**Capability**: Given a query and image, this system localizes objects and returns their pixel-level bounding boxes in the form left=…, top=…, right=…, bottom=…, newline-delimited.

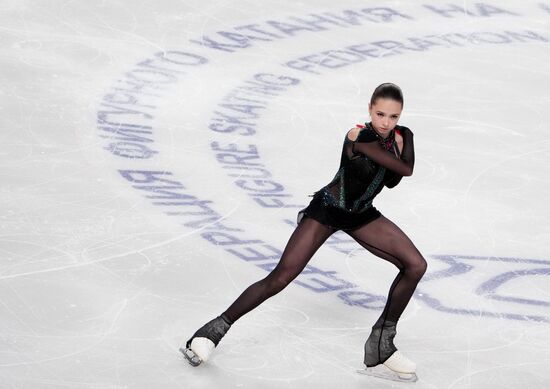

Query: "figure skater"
left=181, top=83, right=427, bottom=382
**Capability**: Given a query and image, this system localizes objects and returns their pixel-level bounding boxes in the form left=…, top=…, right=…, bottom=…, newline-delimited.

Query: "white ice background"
left=1, top=1, right=550, bottom=388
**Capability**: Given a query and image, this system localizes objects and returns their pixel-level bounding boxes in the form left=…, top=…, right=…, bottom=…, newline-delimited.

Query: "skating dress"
left=297, top=122, right=410, bottom=231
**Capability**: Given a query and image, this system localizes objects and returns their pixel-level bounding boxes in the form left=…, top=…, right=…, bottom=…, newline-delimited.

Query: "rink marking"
left=416, top=255, right=550, bottom=323
left=95, top=3, right=550, bottom=323
left=188, top=3, right=522, bottom=54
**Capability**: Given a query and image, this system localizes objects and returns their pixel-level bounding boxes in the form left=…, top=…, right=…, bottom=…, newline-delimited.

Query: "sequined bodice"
left=322, top=123, right=400, bottom=212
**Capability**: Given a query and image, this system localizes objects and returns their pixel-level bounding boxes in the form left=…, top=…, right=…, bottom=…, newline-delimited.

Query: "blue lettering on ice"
left=285, top=30, right=548, bottom=74
left=209, top=73, right=300, bottom=136
left=98, top=51, right=208, bottom=159
left=189, top=7, right=414, bottom=53
left=200, top=27, right=550, bottom=321
left=209, top=73, right=304, bottom=209
left=117, top=169, right=371, bottom=300
left=423, top=3, right=520, bottom=18
left=211, top=142, right=304, bottom=209
left=478, top=269, right=550, bottom=307
left=415, top=255, right=550, bottom=323
left=203, top=28, right=548, bottom=320
left=99, top=5, right=550, bottom=323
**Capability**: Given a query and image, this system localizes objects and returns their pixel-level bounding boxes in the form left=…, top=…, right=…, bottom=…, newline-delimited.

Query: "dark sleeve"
left=351, top=126, right=378, bottom=154
left=385, top=126, right=415, bottom=187
left=354, top=127, right=415, bottom=176
left=384, top=171, right=403, bottom=188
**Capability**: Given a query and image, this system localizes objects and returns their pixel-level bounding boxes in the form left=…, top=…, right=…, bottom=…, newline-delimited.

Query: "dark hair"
left=370, top=83, right=404, bottom=107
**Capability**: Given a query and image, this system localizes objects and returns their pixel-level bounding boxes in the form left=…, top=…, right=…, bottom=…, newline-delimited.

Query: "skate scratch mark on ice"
left=218, top=234, right=245, bottom=293
left=80, top=235, right=153, bottom=270
left=0, top=205, right=240, bottom=281
left=463, top=147, right=550, bottom=205
left=410, top=113, right=523, bottom=136
left=184, top=1, right=298, bottom=60
left=0, top=297, right=130, bottom=367
left=88, top=245, right=155, bottom=295
left=67, top=1, right=167, bottom=53
left=418, top=331, right=523, bottom=354
left=0, top=291, right=39, bottom=336
left=217, top=334, right=315, bottom=380
left=342, top=246, right=379, bottom=286
left=255, top=305, right=310, bottom=328
left=284, top=331, right=359, bottom=378
left=270, top=317, right=362, bottom=375
left=447, top=361, right=550, bottom=389
left=0, top=238, right=78, bottom=274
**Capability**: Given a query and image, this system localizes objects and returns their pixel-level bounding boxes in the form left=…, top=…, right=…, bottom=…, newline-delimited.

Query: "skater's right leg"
left=223, top=216, right=335, bottom=323
left=183, top=216, right=335, bottom=365
left=182, top=314, right=232, bottom=366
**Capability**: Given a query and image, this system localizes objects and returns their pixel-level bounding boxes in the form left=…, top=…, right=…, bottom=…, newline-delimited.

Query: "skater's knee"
left=263, top=261, right=303, bottom=296
left=405, top=257, right=427, bottom=281
left=267, top=277, right=290, bottom=295
left=413, top=258, right=427, bottom=280
left=264, top=271, right=295, bottom=296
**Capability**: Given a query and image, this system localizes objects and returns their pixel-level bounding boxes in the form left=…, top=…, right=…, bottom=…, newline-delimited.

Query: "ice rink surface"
left=1, top=1, right=550, bottom=388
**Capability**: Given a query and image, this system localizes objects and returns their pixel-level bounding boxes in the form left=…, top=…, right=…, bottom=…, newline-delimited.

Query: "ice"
left=1, top=1, right=549, bottom=388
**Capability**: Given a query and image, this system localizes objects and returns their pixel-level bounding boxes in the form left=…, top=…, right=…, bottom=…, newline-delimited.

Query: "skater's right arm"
left=352, top=127, right=415, bottom=177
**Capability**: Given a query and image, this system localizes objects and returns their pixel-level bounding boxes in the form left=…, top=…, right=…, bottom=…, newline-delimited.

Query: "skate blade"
left=358, top=365, right=418, bottom=383
left=179, top=347, right=202, bottom=367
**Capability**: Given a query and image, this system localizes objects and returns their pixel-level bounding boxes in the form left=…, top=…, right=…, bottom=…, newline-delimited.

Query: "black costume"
left=220, top=121, right=425, bottom=330
left=181, top=121, right=428, bottom=370
left=297, top=122, right=410, bottom=231
left=185, top=121, right=426, bottom=370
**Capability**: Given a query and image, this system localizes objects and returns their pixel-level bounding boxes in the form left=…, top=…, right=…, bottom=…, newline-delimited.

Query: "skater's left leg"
left=345, top=215, right=426, bottom=378
left=346, top=215, right=427, bottom=330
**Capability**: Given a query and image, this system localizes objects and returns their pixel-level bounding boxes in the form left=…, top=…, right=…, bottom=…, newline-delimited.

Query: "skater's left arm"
left=384, top=129, right=413, bottom=188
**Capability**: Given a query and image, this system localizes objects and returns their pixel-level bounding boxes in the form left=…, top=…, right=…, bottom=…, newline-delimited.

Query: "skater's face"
left=369, top=98, right=402, bottom=138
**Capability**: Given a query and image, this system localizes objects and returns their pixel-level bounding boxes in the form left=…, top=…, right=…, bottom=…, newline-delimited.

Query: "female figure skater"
left=181, top=83, right=427, bottom=382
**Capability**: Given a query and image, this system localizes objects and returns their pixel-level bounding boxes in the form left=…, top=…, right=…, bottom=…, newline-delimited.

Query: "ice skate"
left=180, top=314, right=232, bottom=367
left=357, top=322, right=418, bottom=382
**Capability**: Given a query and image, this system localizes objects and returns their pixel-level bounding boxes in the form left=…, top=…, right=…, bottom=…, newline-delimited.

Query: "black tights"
left=223, top=216, right=427, bottom=327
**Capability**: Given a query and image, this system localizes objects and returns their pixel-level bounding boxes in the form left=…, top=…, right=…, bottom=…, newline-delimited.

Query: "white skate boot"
left=357, top=321, right=418, bottom=382
left=180, top=314, right=232, bottom=367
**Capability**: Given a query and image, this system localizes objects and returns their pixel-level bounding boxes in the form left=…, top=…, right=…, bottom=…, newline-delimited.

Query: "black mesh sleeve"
left=351, top=126, right=378, bottom=155
left=384, top=172, right=403, bottom=188
left=384, top=126, right=415, bottom=187
left=399, top=127, right=415, bottom=170
left=354, top=127, right=415, bottom=176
